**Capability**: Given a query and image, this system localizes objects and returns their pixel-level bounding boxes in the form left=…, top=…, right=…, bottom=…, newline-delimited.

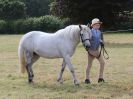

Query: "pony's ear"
left=87, top=23, right=90, bottom=28
left=79, top=25, right=82, bottom=30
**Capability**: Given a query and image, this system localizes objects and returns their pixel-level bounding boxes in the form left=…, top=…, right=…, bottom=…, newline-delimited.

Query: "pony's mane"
left=55, top=25, right=81, bottom=40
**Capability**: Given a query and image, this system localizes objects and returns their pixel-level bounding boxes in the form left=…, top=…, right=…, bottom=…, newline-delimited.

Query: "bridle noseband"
left=80, top=32, right=90, bottom=51
left=80, top=33, right=90, bottom=42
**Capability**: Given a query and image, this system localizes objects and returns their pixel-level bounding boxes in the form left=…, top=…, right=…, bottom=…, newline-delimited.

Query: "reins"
left=88, top=44, right=109, bottom=60
left=98, top=44, right=109, bottom=59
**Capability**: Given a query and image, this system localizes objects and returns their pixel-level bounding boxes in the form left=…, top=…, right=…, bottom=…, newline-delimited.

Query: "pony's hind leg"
left=25, top=50, right=35, bottom=83
left=31, top=52, right=40, bottom=78
left=57, top=59, right=66, bottom=84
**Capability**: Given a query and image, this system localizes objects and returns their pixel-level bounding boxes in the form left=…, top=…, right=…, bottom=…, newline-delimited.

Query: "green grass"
left=0, top=33, right=133, bottom=99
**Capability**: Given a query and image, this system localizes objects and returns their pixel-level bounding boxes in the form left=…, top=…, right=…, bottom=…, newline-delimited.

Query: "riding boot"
left=98, top=78, right=105, bottom=83
left=85, top=79, right=91, bottom=84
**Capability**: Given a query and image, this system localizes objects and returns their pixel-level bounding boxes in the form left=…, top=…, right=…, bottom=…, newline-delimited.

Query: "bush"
left=116, top=18, right=133, bottom=30
left=38, top=15, right=64, bottom=32
left=0, top=0, right=26, bottom=20
left=18, top=15, right=65, bottom=33
left=0, top=20, right=7, bottom=33
left=16, top=15, right=69, bottom=33
left=0, top=15, right=70, bottom=34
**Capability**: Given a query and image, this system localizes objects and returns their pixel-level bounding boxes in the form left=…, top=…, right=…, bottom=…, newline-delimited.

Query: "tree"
left=51, top=0, right=133, bottom=27
left=0, top=0, right=26, bottom=20
left=22, top=0, right=51, bottom=17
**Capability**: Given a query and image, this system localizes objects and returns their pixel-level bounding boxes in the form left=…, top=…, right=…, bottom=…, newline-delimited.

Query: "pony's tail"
left=18, top=44, right=26, bottom=73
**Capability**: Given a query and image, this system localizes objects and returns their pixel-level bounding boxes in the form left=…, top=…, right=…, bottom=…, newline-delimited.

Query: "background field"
left=0, top=33, right=133, bottom=99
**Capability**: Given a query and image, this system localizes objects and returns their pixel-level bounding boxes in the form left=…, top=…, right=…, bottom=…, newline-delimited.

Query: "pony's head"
left=79, top=25, right=92, bottom=51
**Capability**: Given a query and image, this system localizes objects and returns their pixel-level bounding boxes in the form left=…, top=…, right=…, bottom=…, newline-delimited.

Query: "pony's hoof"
left=57, top=78, right=61, bottom=82
left=28, top=79, right=33, bottom=83
left=57, top=79, right=63, bottom=84
left=59, top=81, right=63, bottom=84
left=74, top=80, right=80, bottom=86
left=57, top=78, right=64, bottom=84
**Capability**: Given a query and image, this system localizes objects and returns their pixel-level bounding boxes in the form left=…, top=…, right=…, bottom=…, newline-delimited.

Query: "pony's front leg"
left=64, top=55, right=79, bottom=85
left=57, top=59, right=66, bottom=84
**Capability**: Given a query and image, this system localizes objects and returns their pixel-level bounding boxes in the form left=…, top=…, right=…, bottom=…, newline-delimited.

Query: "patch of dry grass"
left=0, top=33, right=133, bottom=99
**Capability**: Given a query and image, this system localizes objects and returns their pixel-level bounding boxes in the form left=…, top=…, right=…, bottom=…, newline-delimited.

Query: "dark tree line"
left=22, top=0, right=51, bottom=17
left=0, top=0, right=51, bottom=20
left=0, top=0, right=26, bottom=20
left=51, top=0, right=133, bottom=27
left=0, top=0, right=133, bottom=29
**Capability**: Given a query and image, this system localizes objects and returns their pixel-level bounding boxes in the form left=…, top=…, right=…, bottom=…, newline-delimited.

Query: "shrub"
left=15, top=15, right=69, bottom=33
left=0, top=15, right=70, bottom=34
left=38, top=15, right=64, bottom=32
left=0, top=20, right=7, bottom=33
left=116, top=18, right=133, bottom=30
left=0, top=0, right=26, bottom=20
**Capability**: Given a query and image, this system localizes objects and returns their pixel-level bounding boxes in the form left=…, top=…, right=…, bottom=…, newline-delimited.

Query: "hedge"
left=0, top=20, right=7, bottom=33
left=0, top=15, right=70, bottom=34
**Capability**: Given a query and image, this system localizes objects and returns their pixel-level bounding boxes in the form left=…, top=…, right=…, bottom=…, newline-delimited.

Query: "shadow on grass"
left=28, top=81, right=128, bottom=94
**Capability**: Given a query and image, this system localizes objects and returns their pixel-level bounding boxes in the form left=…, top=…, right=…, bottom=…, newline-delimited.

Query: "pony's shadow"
left=29, top=81, right=81, bottom=92
left=28, top=81, right=125, bottom=93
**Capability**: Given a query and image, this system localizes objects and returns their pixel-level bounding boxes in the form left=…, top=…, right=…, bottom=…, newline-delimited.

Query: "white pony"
left=18, top=25, right=92, bottom=85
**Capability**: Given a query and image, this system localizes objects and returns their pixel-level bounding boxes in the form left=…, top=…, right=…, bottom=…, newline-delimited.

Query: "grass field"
left=0, top=33, right=133, bottom=99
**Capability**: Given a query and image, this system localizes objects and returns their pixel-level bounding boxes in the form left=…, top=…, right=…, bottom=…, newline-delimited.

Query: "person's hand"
left=100, top=41, right=104, bottom=46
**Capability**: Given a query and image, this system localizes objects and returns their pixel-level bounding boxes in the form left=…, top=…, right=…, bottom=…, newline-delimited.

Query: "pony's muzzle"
left=85, top=45, right=90, bottom=51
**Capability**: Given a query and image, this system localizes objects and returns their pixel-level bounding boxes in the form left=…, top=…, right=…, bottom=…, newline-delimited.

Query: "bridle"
left=80, top=31, right=91, bottom=51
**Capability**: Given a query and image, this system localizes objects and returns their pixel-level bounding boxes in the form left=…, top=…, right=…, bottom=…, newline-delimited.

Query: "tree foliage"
left=0, top=0, right=52, bottom=20
left=22, top=0, right=51, bottom=17
left=0, top=0, right=26, bottom=20
left=51, top=0, right=133, bottom=27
